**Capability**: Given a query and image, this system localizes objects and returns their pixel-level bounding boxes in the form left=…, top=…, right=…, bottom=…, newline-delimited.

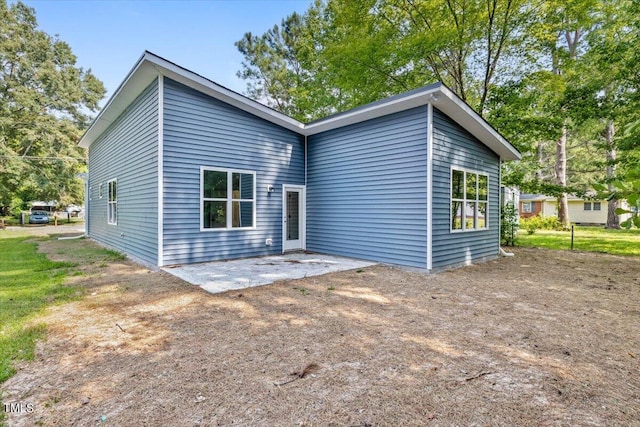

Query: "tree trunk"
left=605, top=119, right=619, bottom=229
left=535, top=141, right=544, bottom=180
left=555, top=125, right=570, bottom=228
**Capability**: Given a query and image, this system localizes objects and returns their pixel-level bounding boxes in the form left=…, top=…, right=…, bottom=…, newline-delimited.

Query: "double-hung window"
left=201, top=167, right=256, bottom=230
left=584, top=201, right=602, bottom=211
left=107, top=179, right=117, bottom=225
left=522, top=202, right=532, bottom=213
left=451, top=169, right=488, bottom=231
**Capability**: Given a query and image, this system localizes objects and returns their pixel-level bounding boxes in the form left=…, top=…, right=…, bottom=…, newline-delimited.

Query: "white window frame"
left=593, top=201, right=601, bottom=211
left=584, top=202, right=592, bottom=211
left=107, top=179, right=117, bottom=225
left=200, top=167, right=257, bottom=231
left=450, top=167, right=489, bottom=232
left=522, top=202, right=532, bottom=213
left=99, top=183, right=104, bottom=199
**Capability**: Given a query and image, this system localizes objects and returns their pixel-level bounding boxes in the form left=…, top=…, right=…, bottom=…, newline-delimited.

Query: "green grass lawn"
left=516, top=226, right=640, bottom=256
left=0, top=236, right=78, bottom=384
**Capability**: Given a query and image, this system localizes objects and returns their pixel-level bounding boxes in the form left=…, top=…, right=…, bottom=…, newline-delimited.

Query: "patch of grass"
left=104, top=248, right=126, bottom=261
left=0, top=237, right=77, bottom=384
left=516, top=226, right=640, bottom=256
left=50, top=239, right=125, bottom=264
left=293, top=286, right=310, bottom=296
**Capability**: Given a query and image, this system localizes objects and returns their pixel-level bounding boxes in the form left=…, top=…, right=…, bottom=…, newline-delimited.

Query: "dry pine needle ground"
left=3, top=237, right=640, bottom=426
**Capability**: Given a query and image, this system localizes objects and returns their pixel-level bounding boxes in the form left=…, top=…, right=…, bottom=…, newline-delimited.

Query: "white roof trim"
left=79, top=51, right=303, bottom=148
left=79, top=51, right=521, bottom=161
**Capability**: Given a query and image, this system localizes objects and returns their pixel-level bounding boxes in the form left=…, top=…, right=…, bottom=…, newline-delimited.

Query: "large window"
left=201, top=167, right=255, bottom=230
left=522, top=202, right=532, bottom=213
left=107, top=179, right=117, bottom=225
left=451, top=169, right=488, bottom=231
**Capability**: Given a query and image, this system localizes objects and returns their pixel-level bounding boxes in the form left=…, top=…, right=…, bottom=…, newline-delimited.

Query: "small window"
left=201, top=167, right=255, bottom=230
left=107, top=179, right=117, bottom=225
left=593, top=202, right=601, bottom=211
left=451, top=168, right=488, bottom=232
left=522, top=202, right=532, bottom=213
left=584, top=202, right=592, bottom=211
left=99, top=183, right=104, bottom=199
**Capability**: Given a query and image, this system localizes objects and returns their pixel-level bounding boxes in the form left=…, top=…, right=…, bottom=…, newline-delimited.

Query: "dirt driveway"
left=3, top=237, right=639, bottom=426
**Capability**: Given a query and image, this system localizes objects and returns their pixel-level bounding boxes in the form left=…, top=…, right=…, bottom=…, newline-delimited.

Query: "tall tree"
left=317, top=0, right=532, bottom=114
left=236, top=0, right=639, bottom=218
left=0, top=0, right=104, bottom=211
left=236, top=0, right=533, bottom=117
left=582, top=0, right=640, bottom=228
left=235, top=3, right=339, bottom=121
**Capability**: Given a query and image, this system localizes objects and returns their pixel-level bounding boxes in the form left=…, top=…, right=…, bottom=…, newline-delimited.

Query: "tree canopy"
left=236, top=0, right=640, bottom=227
left=0, top=0, right=105, bottom=213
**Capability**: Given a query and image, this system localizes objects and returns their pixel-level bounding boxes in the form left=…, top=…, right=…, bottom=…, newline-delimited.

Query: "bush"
left=501, top=202, right=519, bottom=246
left=521, top=215, right=562, bottom=231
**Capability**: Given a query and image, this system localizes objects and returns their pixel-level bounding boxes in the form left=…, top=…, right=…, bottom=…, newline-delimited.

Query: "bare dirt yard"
left=3, top=236, right=640, bottom=426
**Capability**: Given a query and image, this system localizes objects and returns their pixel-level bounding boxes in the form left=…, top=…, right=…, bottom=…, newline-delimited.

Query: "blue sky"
left=23, top=0, right=312, bottom=105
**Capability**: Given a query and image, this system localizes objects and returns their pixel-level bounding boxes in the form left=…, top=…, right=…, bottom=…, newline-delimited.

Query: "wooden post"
left=1, top=218, right=5, bottom=230
left=570, top=225, right=574, bottom=251
left=54, top=216, right=58, bottom=227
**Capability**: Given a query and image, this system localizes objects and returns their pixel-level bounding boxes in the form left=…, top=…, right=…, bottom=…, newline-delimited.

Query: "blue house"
left=79, top=52, right=521, bottom=271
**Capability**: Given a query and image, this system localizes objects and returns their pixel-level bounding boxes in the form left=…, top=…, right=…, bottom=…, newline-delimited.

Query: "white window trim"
left=107, top=179, right=117, bottom=225
left=98, top=182, right=103, bottom=199
left=522, top=202, right=532, bottom=213
left=200, top=166, right=257, bottom=232
left=450, top=167, right=489, bottom=233
left=593, top=202, right=601, bottom=211
left=584, top=202, right=592, bottom=211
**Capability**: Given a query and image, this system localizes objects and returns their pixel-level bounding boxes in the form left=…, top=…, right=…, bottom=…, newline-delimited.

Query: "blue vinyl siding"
left=162, top=78, right=304, bottom=265
left=307, top=107, right=428, bottom=268
left=87, top=80, right=159, bottom=265
left=431, top=108, right=501, bottom=269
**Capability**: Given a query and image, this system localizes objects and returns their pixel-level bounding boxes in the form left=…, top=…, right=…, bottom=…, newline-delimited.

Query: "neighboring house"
left=519, top=193, right=631, bottom=225
left=78, top=51, right=521, bottom=271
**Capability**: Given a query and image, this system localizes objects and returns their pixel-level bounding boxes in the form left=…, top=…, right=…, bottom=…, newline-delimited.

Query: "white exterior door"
left=282, top=185, right=305, bottom=251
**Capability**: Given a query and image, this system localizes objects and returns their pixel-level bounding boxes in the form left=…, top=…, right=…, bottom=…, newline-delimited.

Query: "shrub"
left=501, top=202, right=519, bottom=246
left=521, top=215, right=562, bottom=231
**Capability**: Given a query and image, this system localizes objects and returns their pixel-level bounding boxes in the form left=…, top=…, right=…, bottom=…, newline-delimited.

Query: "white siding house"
left=519, top=193, right=631, bottom=225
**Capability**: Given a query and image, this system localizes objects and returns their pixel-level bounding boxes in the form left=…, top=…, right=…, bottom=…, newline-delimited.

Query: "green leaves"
left=598, top=165, right=640, bottom=228
left=234, top=0, right=640, bottom=221
left=235, top=0, right=533, bottom=118
left=0, top=0, right=105, bottom=211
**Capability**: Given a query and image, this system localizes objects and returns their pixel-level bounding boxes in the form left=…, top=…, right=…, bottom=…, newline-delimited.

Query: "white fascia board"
left=79, top=52, right=305, bottom=149
left=146, top=54, right=305, bottom=134
left=79, top=52, right=158, bottom=148
left=434, top=86, right=521, bottom=161
left=302, top=87, right=440, bottom=136
left=80, top=51, right=520, bottom=162
left=303, top=85, right=520, bottom=161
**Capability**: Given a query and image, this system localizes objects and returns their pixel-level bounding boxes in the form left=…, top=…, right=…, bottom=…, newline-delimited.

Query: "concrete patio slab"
left=163, top=253, right=376, bottom=294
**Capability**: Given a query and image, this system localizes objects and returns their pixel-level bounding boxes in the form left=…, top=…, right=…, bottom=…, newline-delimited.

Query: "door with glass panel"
left=282, top=185, right=305, bottom=251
